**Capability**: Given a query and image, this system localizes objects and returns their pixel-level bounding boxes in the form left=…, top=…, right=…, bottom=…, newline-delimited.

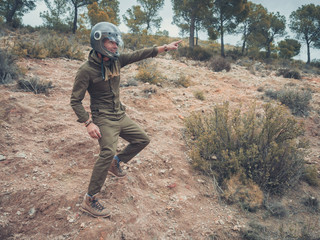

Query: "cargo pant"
left=87, top=112, right=150, bottom=195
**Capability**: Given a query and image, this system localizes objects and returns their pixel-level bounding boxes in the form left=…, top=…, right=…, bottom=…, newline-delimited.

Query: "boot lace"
left=91, top=199, right=105, bottom=212
left=116, top=161, right=123, bottom=173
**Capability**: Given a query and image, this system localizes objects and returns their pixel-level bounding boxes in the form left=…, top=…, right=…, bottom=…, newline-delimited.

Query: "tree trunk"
left=189, top=17, right=195, bottom=48
left=196, top=26, right=198, bottom=46
left=241, top=24, right=247, bottom=56
left=307, top=41, right=311, bottom=64
left=6, top=0, right=19, bottom=24
left=72, top=5, right=78, bottom=34
left=220, top=15, right=225, bottom=57
left=266, top=43, right=271, bottom=58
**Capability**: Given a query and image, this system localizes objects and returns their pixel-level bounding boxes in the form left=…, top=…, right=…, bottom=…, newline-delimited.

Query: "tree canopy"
left=137, top=0, right=164, bottom=33
left=40, top=0, right=70, bottom=32
left=290, top=4, right=320, bottom=64
left=171, top=0, right=213, bottom=48
left=206, top=0, right=249, bottom=57
left=278, top=39, right=301, bottom=59
left=87, top=0, right=120, bottom=27
left=0, top=0, right=37, bottom=27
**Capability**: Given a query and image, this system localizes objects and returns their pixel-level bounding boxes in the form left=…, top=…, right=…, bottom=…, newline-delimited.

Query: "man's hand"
left=166, top=40, right=183, bottom=51
left=159, top=40, right=183, bottom=53
left=87, top=122, right=101, bottom=139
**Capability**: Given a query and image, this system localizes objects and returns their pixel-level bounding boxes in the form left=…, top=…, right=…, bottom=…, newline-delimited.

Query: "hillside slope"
left=0, top=54, right=319, bottom=239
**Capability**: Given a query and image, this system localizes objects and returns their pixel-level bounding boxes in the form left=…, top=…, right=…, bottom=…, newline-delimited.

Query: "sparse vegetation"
left=176, top=46, right=212, bottom=61
left=265, top=87, right=312, bottom=116
left=12, top=33, right=84, bottom=60
left=265, top=201, right=288, bottom=218
left=135, top=60, right=165, bottom=85
left=208, top=56, right=231, bottom=72
left=223, top=174, right=264, bottom=212
left=184, top=102, right=307, bottom=194
left=277, top=68, right=302, bottom=79
left=302, top=165, right=320, bottom=187
left=193, top=90, right=205, bottom=100
left=303, top=195, right=319, bottom=211
left=0, top=48, right=20, bottom=84
left=175, top=74, right=192, bottom=88
left=17, top=77, right=53, bottom=94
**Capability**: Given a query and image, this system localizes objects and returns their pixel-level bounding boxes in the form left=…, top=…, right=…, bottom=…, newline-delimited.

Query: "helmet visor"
left=98, top=31, right=123, bottom=52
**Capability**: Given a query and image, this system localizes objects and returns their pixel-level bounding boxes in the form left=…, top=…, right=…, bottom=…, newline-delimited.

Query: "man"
left=70, top=22, right=182, bottom=218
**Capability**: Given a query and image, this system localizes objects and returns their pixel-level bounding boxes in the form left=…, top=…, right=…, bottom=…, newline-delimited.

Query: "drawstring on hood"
left=101, top=58, right=105, bottom=80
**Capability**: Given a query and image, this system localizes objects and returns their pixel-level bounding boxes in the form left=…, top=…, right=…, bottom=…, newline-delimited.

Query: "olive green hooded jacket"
left=70, top=47, right=158, bottom=122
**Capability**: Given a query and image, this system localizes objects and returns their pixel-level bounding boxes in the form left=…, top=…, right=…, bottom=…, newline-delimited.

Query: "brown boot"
left=108, top=158, right=126, bottom=178
left=80, top=194, right=110, bottom=218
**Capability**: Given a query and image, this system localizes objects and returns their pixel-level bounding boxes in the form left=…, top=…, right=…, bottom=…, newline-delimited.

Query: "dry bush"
left=184, top=102, right=307, bottom=194
left=17, top=77, right=53, bottom=94
left=265, top=201, right=288, bottom=218
left=303, top=196, right=319, bottom=214
left=193, top=90, right=205, bottom=100
left=12, top=33, right=84, bottom=60
left=135, top=61, right=164, bottom=85
left=265, top=88, right=312, bottom=117
left=123, top=32, right=172, bottom=50
left=175, top=46, right=212, bottom=61
left=302, top=165, right=320, bottom=187
left=223, top=174, right=264, bottom=211
left=277, top=68, right=302, bottom=80
left=175, top=74, right=192, bottom=88
left=0, top=49, right=20, bottom=84
left=208, top=56, right=231, bottom=72
left=241, top=222, right=267, bottom=240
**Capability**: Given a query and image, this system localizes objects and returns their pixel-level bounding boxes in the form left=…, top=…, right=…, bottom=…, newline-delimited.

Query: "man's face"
left=103, top=39, right=118, bottom=53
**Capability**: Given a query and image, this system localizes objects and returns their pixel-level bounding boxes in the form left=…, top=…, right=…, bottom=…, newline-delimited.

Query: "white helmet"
left=90, top=22, right=123, bottom=60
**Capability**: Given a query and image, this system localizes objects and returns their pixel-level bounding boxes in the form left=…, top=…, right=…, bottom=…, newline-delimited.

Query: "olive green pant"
left=88, top=114, right=150, bottom=195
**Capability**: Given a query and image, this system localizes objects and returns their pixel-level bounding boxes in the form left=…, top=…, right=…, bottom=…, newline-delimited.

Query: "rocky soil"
left=0, top=52, right=319, bottom=240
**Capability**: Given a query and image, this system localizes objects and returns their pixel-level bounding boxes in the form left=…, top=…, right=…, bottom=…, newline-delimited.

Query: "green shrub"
left=208, top=56, right=231, bottom=72
left=302, top=165, right=320, bottom=186
left=0, top=49, right=20, bottom=84
left=265, top=88, right=312, bottom=117
left=184, top=102, right=307, bottom=194
left=277, top=68, right=302, bottom=79
left=43, top=35, right=84, bottom=60
left=177, top=46, right=212, bottom=61
left=226, top=48, right=242, bottom=61
left=12, top=33, right=84, bottom=60
left=135, top=61, right=164, bottom=85
left=12, top=38, right=49, bottom=59
left=265, top=201, right=288, bottom=218
left=241, top=222, right=266, bottom=240
left=310, top=59, right=320, bottom=69
left=17, top=77, right=53, bottom=94
left=123, top=32, right=172, bottom=50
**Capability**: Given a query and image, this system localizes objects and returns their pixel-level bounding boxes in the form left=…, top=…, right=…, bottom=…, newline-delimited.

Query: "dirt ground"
left=0, top=51, right=319, bottom=240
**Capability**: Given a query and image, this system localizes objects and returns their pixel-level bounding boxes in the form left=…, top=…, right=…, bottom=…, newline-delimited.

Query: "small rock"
left=16, top=152, right=27, bottom=158
left=16, top=211, right=22, bottom=216
left=29, top=207, right=36, bottom=218
left=217, top=220, right=225, bottom=225
left=167, top=183, right=177, bottom=189
left=80, top=222, right=86, bottom=229
left=197, top=179, right=205, bottom=184
left=44, top=149, right=50, bottom=153
left=0, top=155, right=6, bottom=161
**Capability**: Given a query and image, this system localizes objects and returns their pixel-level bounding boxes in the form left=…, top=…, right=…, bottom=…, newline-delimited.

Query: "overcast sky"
left=22, top=0, right=320, bottom=62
